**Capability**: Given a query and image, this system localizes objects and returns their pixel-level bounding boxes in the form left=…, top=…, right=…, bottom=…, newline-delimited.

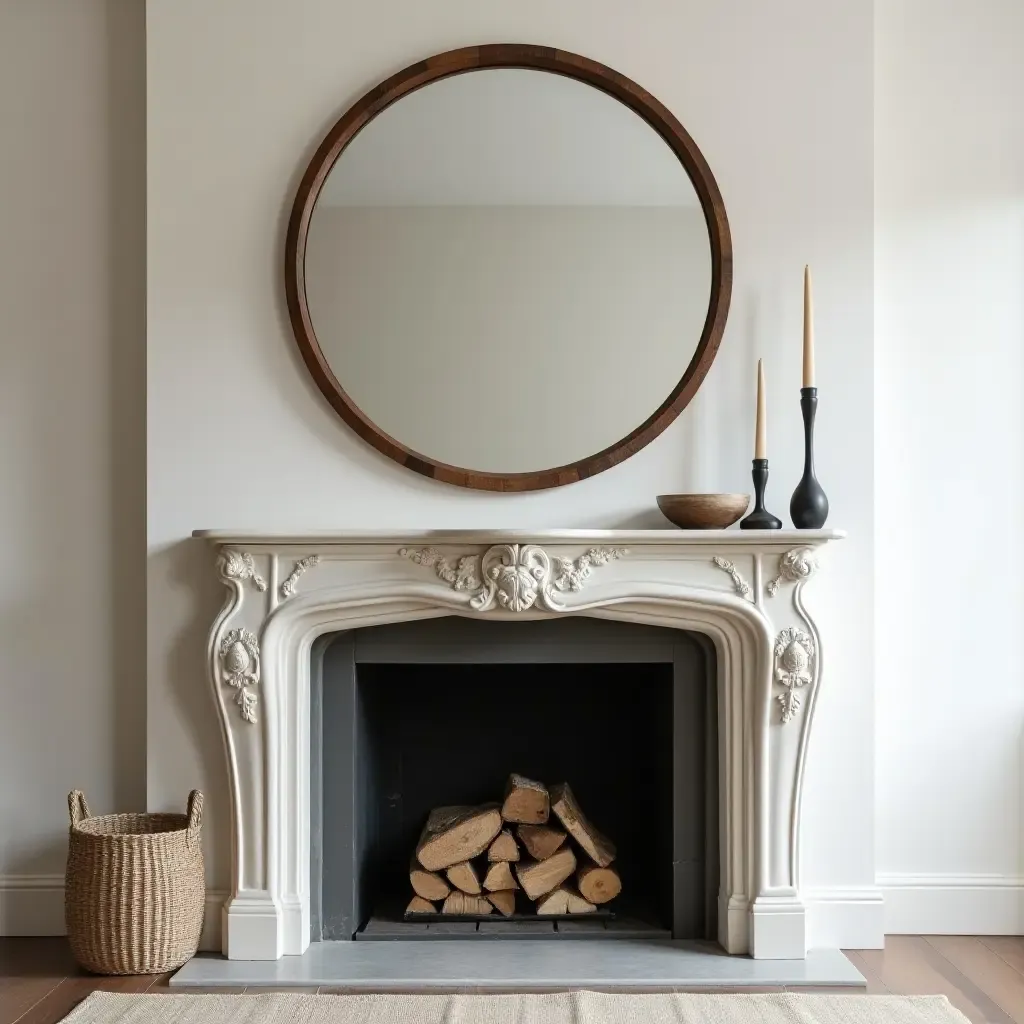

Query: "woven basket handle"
left=185, top=790, right=204, bottom=850
left=67, top=790, right=90, bottom=827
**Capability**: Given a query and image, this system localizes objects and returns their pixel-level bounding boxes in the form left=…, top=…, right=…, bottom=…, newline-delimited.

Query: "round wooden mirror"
left=286, top=45, right=732, bottom=491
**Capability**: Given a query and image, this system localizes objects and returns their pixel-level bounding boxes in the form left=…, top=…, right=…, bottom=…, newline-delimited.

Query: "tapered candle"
left=754, top=358, right=767, bottom=459
left=803, top=264, right=815, bottom=387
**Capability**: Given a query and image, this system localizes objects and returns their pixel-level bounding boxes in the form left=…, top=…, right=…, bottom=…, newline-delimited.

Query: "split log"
left=446, top=860, right=481, bottom=895
left=550, top=783, right=616, bottom=867
left=442, top=891, right=492, bottom=915
left=577, top=864, right=622, bottom=905
left=416, top=804, right=502, bottom=872
left=515, top=846, right=577, bottom=901
left=516, top=824, right=566, bottom=861
left=566, top=890, right=597, bottom=914
left=482, top=860, right=518, bottom=892
left=409, top=861, right=450, bottom=902
left=487, top=829, right=520, bottom=863
left=487, top=890, right=516, bottom=917
left=405, top=895, right=436, bottom=915
left=536, top=888, right=570, bottom=915
left=536, top=886, right=596, bottom=915
left=501, top=774, right=549, bottom=824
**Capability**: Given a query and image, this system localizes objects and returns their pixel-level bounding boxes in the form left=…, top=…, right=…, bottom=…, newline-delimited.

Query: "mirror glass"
left=304, top=68, right=713, bottom=475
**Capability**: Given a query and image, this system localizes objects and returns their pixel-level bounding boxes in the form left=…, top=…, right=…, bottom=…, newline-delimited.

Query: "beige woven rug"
left=64, top=991, right=970, bottom=1023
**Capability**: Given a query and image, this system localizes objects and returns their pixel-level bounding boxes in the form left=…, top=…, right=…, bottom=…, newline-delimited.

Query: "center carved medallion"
left=400, top=544, right=627, bottom=612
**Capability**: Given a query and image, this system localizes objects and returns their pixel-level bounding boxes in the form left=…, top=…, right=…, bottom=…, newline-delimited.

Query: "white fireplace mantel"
left=196, top=528, right=842, bottom=961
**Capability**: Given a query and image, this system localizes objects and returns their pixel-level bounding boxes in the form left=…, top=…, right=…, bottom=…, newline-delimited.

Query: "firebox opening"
left=311, top=618, right=716, bottom=942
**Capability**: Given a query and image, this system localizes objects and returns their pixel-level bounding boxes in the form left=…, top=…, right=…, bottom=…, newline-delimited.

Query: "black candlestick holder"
left=790, top=386, right=829, bottom=528
left=740, top=458, right=782, bottom=529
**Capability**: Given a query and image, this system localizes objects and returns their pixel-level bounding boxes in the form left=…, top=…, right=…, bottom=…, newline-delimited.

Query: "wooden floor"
left=1, top=937, right=1023, bottom=1023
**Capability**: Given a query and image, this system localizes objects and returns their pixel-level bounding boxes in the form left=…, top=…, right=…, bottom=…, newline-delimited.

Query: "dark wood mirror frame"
left=285, top=44, right=732, bottom=492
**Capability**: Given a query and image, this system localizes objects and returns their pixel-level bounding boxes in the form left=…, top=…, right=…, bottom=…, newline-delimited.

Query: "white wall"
left=0, top=0, right=146, bottom=933
left=147, top=0, right=877, bottom=947
left=874, top=0, right=1024, bottom=933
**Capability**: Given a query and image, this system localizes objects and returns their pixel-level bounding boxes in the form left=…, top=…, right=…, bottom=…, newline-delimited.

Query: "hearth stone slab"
left=171, top=942, right=863, bottom=990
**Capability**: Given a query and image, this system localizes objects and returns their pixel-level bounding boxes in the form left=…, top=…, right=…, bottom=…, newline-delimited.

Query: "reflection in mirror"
left=301, top=64, right=717, bottom=478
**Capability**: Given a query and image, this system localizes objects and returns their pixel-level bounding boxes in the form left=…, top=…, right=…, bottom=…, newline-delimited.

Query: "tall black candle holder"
left=740, top=458, right=782, bottom=529
left=790, top=386, right=829, bottom=528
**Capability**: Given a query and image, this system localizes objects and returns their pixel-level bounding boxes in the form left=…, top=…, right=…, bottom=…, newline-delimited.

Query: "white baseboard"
left=0, top=875, right=65, bottom=936
left=805, top=887, right=886, bottom=949
left=16, top=876, right=1013, bottom=950
left=878, top=873, right=1024, bottom=935
left=0, top=875, right=227, bottom=952
left=201, top=891, right=227, bottom=952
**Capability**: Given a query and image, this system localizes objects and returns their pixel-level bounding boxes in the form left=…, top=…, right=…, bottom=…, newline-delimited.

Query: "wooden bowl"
left=656, top=493, right=750, bottom=530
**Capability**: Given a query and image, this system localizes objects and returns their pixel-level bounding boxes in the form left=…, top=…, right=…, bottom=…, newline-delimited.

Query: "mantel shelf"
left=193, top=528, right=845, bottom=547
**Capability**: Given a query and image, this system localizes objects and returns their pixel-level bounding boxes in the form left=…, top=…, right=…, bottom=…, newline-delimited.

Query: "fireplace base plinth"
left=751, top=897, right=808, bottom=960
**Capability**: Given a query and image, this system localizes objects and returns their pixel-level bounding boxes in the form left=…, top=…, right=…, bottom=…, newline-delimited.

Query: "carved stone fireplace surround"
left=198, top=528, right=840, bottom=962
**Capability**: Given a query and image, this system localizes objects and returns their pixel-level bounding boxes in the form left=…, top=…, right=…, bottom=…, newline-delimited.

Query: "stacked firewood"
left=406, top=774, right=622, bottom=918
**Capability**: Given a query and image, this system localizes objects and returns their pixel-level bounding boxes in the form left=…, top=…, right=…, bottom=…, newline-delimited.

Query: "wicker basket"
left=64, top=789, right=205, bottom=975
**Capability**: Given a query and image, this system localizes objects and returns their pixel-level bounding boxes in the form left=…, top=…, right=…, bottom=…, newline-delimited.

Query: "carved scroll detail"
left=766, top=547, right=818, bottom=597
left=220, top=551, right=267, bottom=592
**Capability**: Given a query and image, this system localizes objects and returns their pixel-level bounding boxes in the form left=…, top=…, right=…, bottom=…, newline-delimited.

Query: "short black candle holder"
left=740, top=458, right=782, bottom=529
left=790, top=386, right=829, bottom=528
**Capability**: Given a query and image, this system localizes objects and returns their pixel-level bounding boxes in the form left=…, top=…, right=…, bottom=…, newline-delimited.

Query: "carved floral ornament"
left=280, top=555, right=321, bottom=598
left=711, top=556, right=752, bottom=600
left=220, top=628, right=260, bottom=724
left=400, top=544, right=627, bottom=612
left=774, top=627, right=814, bottom=724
